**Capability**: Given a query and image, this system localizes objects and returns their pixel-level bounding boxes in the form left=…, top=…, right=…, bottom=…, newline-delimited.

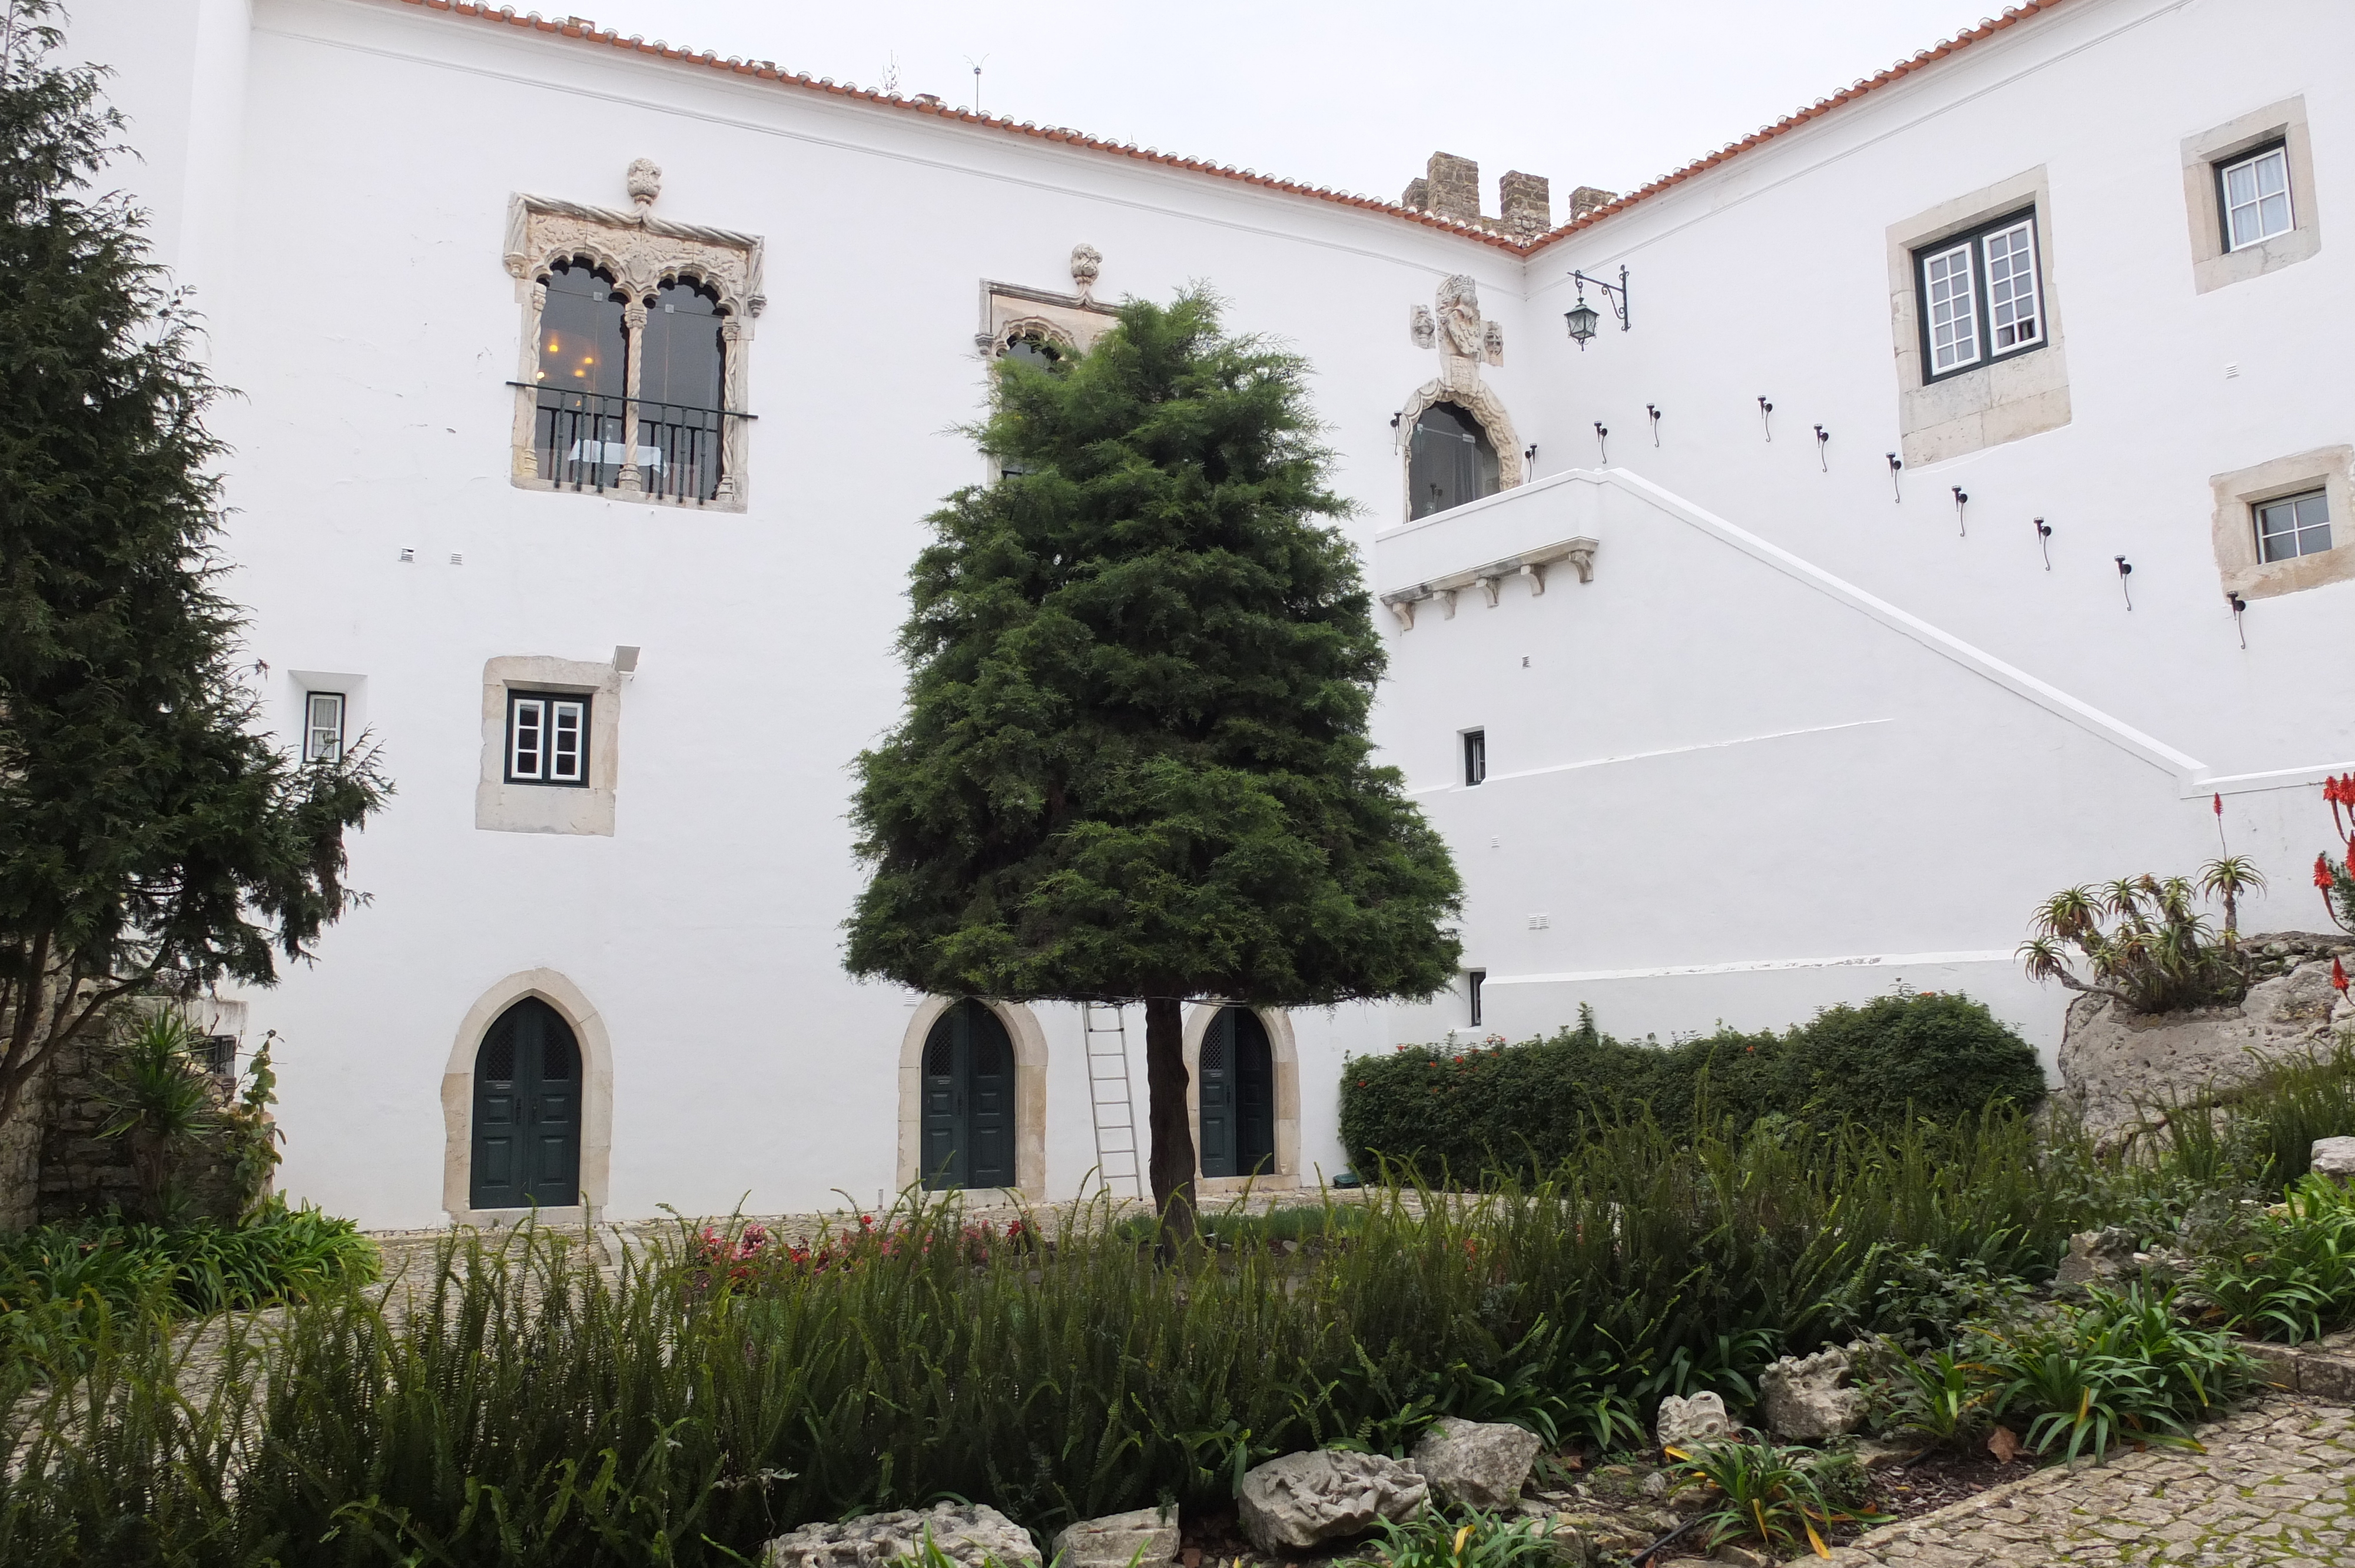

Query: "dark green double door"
left=470, top=998, right=581, bottom=1208
left=1199, top=1006, right=1275, bottom=1178
left=921, top=1000, right=1014, bottom=1190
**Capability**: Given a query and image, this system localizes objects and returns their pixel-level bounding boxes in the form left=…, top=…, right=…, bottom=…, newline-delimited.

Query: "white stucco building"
left=61, top=0, right=2355, bottom=1227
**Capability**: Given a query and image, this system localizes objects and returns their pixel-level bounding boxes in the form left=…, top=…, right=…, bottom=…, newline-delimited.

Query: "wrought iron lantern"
left=1562, top=266, right=1629, bottom=350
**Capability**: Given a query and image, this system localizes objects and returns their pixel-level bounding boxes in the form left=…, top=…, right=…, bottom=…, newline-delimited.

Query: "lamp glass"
left=1564, top=303, right=1598, bottom=343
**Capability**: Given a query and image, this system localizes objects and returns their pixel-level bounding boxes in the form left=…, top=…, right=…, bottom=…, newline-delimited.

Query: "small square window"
left=1914, top=210, right=2044, bottom=383
left=1467, top=969, right=1485, bottom=1028
left=506, top=690, right=590, bottom=786
left=303, top=691, right=346, bottom=763
left=2255, top=490, right=2332, bottom=564
left=2219, top=144, right=2293, bottom=251
left=1462, top=729, right=1487, bottom=787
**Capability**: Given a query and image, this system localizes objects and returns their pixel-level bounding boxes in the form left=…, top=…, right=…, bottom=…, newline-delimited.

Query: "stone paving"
left=1823, top=1397, right=2355, bottom=1568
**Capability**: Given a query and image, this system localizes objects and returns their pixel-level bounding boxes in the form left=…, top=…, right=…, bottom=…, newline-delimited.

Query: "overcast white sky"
left=572, top=1, right=2006, bottom=211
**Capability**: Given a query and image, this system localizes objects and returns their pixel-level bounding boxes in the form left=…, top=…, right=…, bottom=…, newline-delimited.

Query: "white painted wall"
left=53, top=0, right=2353, bottom=1224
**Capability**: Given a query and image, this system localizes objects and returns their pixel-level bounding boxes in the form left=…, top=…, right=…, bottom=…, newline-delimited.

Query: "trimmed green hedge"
left=1339, top=992, right=2047, bottom=1181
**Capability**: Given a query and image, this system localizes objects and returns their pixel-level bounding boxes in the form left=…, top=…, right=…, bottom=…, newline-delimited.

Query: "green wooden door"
left=1201, top=1007, right=1275, bottom=1179
left=470, top=998, right=582, bottom=1208
left=919, top=1001, right=1015, bottom=1191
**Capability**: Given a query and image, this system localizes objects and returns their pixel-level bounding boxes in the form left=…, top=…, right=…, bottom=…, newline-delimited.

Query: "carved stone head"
left=1069, top=243, right=1103, bottom=301
left=626, top=158, right=662, bottom=211
left=1435, top=274, right=1484, bottom=357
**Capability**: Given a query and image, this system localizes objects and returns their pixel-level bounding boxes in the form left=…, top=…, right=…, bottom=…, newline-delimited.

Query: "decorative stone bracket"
left=1380, top=536, right=1597, bottom=630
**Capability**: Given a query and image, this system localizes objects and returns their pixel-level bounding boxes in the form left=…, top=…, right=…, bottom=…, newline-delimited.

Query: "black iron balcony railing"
left=522, top=386, right=752, bottom=504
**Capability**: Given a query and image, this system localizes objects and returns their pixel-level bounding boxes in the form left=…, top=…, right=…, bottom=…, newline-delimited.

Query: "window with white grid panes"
left=303, top=691, right=345, bottom=763
left=2255, top=490, right=2331, bottom=564
left=1914, top=209, right=2044, bottom=383
left=2220, top=144, right=2293, bottom=251
left=506, top=692, right=589, bottom=786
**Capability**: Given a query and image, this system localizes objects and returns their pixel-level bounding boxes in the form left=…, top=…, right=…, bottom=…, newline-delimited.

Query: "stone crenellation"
left=1398, top=151, right=1562, bottom=239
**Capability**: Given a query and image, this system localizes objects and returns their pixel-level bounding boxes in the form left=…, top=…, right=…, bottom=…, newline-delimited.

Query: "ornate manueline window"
left=505, top=160, right=764, bottom=509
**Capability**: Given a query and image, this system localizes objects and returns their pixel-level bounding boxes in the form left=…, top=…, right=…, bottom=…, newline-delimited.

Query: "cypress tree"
left=847, top=292, right=1461, bottom=1235
left=0, top=5, right=389, bottom=1139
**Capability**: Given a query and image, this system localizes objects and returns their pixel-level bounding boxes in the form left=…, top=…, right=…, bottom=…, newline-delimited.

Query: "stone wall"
left=33, top=1031, right=247, bottom=1224
left=2058, top=931, right=2355, bottom=1133
left=0, top=1055, right=44, bottom=1231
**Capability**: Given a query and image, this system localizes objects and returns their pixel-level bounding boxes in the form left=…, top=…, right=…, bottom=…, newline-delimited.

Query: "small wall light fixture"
left=1389, top=411, right=1401, bottom=428
left=1593, top=421, right=1608, bottom=463
left=2227, top=591, right=2248, bottom=647
left=2115, top=555, right=2134, bottom=610
left=1563, top=265, right=1630, bottom=347
left=1646, top=404, right=1661, bottom=445
left=1756, top=396, right=1774, bottom=441
left=398, top=547, right=416, bottom=563
left=1523, top=444, right=1537, bottom=467
left=1813, top=424, right=1829, bottom=471
left=1886, top=453, right=1903, bottom=503
left=1951, top=487, right=1969, bottom=538
left=613, top=645, right=642, bottom=673
left=2033, top=516, right=2052, bottom=570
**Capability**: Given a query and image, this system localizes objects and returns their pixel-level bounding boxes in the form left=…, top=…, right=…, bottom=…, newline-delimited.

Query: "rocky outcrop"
left=1049, top=1508, right=1178, bottom=1568
left=2314, top=1137, right=2355, bottom=1184
left=1653, top=1391, right=1734, bottom=1451
left=1410, top=1416, right=1543, bottom=1508
left=1758, top=1347, right=1866, bottom=1441
left=2058, top=935, right=2355, bottom=1135
left=762, top=1504, right=1039, bottom=1568
left=1235, top=1450, right=1427, bottom=1553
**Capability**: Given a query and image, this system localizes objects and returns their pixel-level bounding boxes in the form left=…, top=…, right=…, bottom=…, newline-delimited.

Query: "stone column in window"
left=616, top=298, right=649, bottom=494
left=514, top=277, right=549, bottom=481
left=715, top=317, right=747, bottom=506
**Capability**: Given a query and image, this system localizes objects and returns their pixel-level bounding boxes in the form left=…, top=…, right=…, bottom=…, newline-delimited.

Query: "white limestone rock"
left=1653, top=1391, right=1734, bottom=1453
left=2313, top=1136, right=2355, bottom=1184
left=1049, top=1507, right=1178, bottom=1568
left=1235, top=1450, right=1428, bottom=1553
left=1409, top=1416, right=1544, bottom=1509
left=2057, top=1227, right=2140, bottom=1287
left=1757, top=1348, right=1866, bottom=1441
left=762, top=1504, right=1039, bottom=1568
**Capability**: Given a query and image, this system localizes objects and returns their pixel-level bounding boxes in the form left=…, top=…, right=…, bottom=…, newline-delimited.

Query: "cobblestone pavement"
left=1823, top=1398, right=2355, bottom=1567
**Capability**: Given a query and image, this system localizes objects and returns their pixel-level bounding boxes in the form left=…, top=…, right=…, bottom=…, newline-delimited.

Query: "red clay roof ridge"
left=396, top=0, right=2074, bottom=260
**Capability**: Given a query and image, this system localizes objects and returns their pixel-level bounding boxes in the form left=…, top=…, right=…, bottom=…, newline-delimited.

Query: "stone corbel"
left=1378, top=536, right=1599, bottom=626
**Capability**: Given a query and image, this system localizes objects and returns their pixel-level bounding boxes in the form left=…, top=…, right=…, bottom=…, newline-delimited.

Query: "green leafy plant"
left=1359, top=1509, right=1561, bottom=1568
left=2192, top=1175, right=2355, bottom=1344
left=1667, top=1435, right=1884, bottom=1558
left=94, top=1011, right=220, bottom=1222
left=1874, top=1341, right=1998, bottom=1447
left=1978, top=1285, right=2253, bottom=1464
left=2018, top=864, right=2261, bottom=1014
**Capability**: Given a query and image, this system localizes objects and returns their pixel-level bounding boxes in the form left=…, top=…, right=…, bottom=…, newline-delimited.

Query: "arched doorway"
left=469, top=997, right=582, bottom=1209
left=920, top=999, right=1017, bottom=1190
left=1407, top=401, right=1502, bottom=519
left=1199, top=1006, right=1276, bottom=1178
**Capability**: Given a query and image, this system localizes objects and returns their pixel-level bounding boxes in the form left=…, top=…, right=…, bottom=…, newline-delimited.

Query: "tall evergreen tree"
left=0, top=4, right=388, bottom=1138
left=847, top=293, right=1461, bottom=1235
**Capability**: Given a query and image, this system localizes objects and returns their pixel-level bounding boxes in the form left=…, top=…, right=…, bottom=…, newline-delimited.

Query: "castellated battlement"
left=1399, top=152, right=1614, bottom=238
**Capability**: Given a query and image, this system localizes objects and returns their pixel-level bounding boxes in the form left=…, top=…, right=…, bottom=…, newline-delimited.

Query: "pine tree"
left=0, top=4, right=389, bottom=1138
left=847, top=292, right=1461, bottom=1236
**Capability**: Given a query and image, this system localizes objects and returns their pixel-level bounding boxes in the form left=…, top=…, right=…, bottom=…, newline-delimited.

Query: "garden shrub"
left=1340, top=992, right=2044, bottom=1181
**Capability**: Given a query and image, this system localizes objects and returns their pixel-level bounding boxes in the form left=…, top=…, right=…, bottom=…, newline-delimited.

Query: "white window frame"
left=303, top=690, right=346, bottom=763
left=1914, top=209, right=2044, bottom=384
left=506, top=692, right=589, bottom=787
left=2219, top=143, right=2294, bottom=252
left=2254, top=489, right=2331, bottom=564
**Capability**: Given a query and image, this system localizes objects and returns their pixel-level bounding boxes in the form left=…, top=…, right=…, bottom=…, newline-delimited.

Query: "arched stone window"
left=533, top=259, right=629, bottom=491
left=1408, top=401, right=1502, bottom=520
left=635, top=277, right=728, bottom=503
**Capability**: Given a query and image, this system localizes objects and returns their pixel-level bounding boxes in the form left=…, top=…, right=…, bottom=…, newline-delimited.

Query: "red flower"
left=2214, top=792, right=2224, bottom=817
left=2329, top=778, right=2342, bottom=806
left=2335, top=959, right=2350, bottom=995
left=2319, top=854, right=2336, bottom=891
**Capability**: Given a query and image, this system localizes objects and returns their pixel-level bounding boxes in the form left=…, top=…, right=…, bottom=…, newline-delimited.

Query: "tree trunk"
left=1142, top=995, right=1199, bottom=1249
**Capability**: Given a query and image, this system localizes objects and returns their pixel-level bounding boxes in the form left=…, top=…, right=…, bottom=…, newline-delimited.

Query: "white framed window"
left=2220, top=144, right=2293, bottom=251
left=1462, top=728, right=1487, bottom=787
left=506, top=692, right=589, bottom=786
left=1914, top=210, right=2044, bottom=382
left=303, top=691, right=346, bottom=763
left=2255, top=490, right=2331, bottom=564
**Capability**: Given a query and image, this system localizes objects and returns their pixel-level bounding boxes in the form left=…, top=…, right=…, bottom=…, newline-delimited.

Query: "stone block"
left=2312, top=1137, right=2355, bottom=1184
left=1236, top=1450, right=1427, bottom=1553
left=1758, top=1347, right=1866, bottom=1441
left=1050, top=1507, right=1177, bottom=1568
left=1654, top=1391, right=1735, bottom=1451
left=2294, top=1353, right=2355, bottom=1403
left=1410, top=1416, right=1544, bottom=1509
left=762, top=1504, right=1039, bottom=1568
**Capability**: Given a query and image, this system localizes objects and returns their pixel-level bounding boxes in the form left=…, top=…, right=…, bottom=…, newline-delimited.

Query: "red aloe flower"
left=2334, top=959, right=2350, bottom=995
left=2214, top=792, right=2224, bottom=817
left=2320, top=853, right=2336, bottom=891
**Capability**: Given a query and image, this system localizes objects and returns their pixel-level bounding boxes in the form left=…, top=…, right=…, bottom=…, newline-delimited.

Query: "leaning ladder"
left=1081, top=1002, right=1145, bottom=1201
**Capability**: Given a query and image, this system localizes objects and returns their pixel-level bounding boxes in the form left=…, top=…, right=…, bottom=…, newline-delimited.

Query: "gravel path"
left=1824, top=1398, right=2355, bottom=1567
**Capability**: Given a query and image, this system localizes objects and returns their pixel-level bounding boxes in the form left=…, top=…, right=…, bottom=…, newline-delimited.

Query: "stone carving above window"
left=1399, top=274, right=1523, bottom=514
left=976, top=253, right=1119, bottom=358
left=503, top=160, right=765, bottom=509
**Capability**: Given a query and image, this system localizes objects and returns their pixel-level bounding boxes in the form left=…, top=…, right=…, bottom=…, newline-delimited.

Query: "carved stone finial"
left=1070, top=243, right=1103, bottom=303
left=626, top=157, right=662, bottom=213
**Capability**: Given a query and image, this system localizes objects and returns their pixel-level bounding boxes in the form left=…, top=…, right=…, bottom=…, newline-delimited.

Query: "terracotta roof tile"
left=395, top=0, right=2074, bottom=258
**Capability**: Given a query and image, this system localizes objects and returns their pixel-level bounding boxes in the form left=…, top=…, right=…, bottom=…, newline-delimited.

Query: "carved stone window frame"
left=1397, top=379, right=1525, bottom=523
left=504, top=190, right=765, bottom=510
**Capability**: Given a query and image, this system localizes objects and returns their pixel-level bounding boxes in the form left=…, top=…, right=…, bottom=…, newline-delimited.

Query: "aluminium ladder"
left=1080, top=1002, right=1145, bottom=1201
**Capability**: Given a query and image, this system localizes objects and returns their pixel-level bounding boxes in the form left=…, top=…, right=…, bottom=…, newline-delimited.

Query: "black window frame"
left=1913, top=206, right=2046, bottom=386
left=2214, top=138, right=2293, bottom=254
left=504, top=689, right=592, bottom=788
left=1462, top=728, right=1487, bottom=788
left=1467, top=969, right=1485, bottom=1028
